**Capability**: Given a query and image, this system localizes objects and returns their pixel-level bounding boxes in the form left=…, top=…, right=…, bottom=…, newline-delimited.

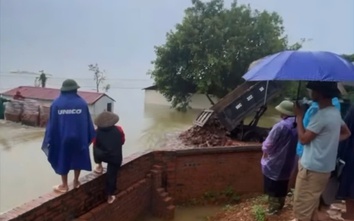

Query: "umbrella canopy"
left=242, top=50, right=354, bottom=82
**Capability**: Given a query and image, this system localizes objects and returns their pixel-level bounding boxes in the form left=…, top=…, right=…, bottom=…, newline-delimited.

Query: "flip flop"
left=53, top=185, right=69, bottom=193
left=107, top=196, right=116, bottom=204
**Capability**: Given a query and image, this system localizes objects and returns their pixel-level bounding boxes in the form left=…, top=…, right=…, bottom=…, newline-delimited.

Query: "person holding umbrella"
left=293, top=91, right=341, bottom=208
left=293, top=81, right=351, bottom=221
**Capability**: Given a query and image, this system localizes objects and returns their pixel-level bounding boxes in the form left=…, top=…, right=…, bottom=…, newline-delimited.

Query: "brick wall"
left=0, top=146, right=262, bottom=221
left=163, top=146, right=263, bottom=203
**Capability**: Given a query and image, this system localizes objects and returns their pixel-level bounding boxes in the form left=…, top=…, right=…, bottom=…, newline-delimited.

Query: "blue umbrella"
left=242, top=50, right=354, bottom=82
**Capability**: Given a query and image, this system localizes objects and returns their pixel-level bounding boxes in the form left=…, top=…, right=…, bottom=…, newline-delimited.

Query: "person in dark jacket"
left=336, top=104, right=354, bottom=219
left=93, top=111, right=125, bottom=204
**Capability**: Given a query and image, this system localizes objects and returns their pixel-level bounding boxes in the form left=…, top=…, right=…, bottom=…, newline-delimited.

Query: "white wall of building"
left=91, top=95, right=115, bottom=116
left=144, top=90, right=218, bottom=110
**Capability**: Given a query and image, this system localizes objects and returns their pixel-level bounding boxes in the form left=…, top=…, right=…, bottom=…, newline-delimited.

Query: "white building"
left=143, top=85, right=218, bottom=110
left=0, top=86, right=115, bottom=116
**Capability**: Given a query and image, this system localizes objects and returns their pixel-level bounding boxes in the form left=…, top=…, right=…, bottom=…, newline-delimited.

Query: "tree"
left=342, top=54, right=354, bottom=62
left=148, top=0, right=302, bottom=111
left=88, top=64, right=110, bottom=93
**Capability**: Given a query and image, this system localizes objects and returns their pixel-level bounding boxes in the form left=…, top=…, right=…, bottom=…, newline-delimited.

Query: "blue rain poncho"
left=41, top=91, right=95, bottom=175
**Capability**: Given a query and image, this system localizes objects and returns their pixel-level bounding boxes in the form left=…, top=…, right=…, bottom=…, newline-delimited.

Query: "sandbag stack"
left=4, top=100, right=24, bottom=122
left=39, top=105, right=50, bottom=127
left=21, top=99, right=40, bottom=126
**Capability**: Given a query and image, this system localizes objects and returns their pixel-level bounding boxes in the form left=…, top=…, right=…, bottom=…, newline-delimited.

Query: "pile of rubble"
left=179, top=116, right=250, bottom=147
left=4, top=99, right=50, bottom=127
left=21, top=99, right=40, bottom=126
left=4, top=100, right=24, bottom=122
left=39, top=105, right=50, bottom=127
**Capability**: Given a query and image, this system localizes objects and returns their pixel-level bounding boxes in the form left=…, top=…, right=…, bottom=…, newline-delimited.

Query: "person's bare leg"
left=61, top=174, right=68, bottom=188
left=73, top=170, right=81, bottom=188
left=53, top=174, right=69, bottom=193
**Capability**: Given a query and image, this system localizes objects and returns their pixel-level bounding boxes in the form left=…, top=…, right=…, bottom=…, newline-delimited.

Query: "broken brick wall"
left=1, top=146, right=263, bottom=221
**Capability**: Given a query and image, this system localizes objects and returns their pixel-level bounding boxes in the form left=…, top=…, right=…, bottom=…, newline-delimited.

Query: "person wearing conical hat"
left=41, top=79, right=95, bottom=193
left=261, top=100, right=298, bottom=215
left=92, top=111, right=125, bottom=204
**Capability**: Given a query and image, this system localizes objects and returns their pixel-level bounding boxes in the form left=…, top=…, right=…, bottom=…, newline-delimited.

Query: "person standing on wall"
left=92, top=111, right=125, bottom=204
left=292, top=81, right=351, bottom=221
left=336, top=104, right=354, bottom=220
left=261, top=100, right=298, bottom=215
left=41, top=79, right=96, bottom=193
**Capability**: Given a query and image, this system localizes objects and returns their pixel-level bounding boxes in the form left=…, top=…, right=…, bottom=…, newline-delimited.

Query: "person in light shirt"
left=293, top=81, right=351, bottom=221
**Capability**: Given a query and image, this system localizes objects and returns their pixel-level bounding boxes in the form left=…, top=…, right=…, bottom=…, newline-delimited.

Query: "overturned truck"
left=193, top=81, right=281, bottom=143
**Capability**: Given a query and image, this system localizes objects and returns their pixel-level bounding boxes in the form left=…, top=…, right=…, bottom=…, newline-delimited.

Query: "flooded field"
left=0, top=87, right=278, bottom=213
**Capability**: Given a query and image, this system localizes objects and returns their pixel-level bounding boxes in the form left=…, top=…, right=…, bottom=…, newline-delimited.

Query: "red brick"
left=1, top=146, right=264, bottom=221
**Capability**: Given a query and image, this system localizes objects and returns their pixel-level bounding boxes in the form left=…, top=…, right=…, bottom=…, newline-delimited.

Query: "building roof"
left=142, top=85, right=197, bottom=93
left=0, top=86, right=115, bottom=105
left=143, top=85, right=158, bottom=90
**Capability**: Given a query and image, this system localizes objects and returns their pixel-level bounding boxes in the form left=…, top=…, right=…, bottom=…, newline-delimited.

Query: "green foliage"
left=222, top=204, right=233, bottom=211
left=149, top=0, right=303, bottom=111
left=342, top=54, right=354, bottom=62
left=253, top=195, right=268, bottom=204
left=183, top=187, right=240, bottom=206
left=252, top=205, right=266, bottom=221
left=203, top=191, right=217, bottom=200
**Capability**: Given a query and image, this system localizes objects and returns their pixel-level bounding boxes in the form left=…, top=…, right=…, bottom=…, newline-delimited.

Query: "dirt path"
left=211, top=194, right=349, bottom=221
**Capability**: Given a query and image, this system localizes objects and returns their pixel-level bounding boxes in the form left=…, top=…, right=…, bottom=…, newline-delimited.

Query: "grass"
left=182, top=186, right=241, bottom=207
left=252, top=205, right=266, bottom=221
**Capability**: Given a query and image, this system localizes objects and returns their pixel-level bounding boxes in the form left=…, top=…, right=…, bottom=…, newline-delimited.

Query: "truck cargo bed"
left=194, top=81, right=280, bottom=131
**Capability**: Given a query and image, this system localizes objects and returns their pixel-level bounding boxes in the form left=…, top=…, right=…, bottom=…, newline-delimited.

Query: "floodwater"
left=141, top=206, right=224, bottom=221
left=0, top=82, right=279, bottom=213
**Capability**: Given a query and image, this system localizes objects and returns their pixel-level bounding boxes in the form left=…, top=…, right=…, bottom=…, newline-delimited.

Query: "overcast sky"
left=0, top=0, right=353, bottom=79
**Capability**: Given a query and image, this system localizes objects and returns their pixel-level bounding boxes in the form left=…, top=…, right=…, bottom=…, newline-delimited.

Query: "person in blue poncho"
left=42, top=79, right=95, bottom=193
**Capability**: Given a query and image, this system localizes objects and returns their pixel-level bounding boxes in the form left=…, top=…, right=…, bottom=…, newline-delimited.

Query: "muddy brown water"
left=0, top=89, right=279, bottom=214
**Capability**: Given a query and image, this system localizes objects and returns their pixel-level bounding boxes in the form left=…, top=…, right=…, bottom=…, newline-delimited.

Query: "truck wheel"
left=242, top=130, right=263, bottom=142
